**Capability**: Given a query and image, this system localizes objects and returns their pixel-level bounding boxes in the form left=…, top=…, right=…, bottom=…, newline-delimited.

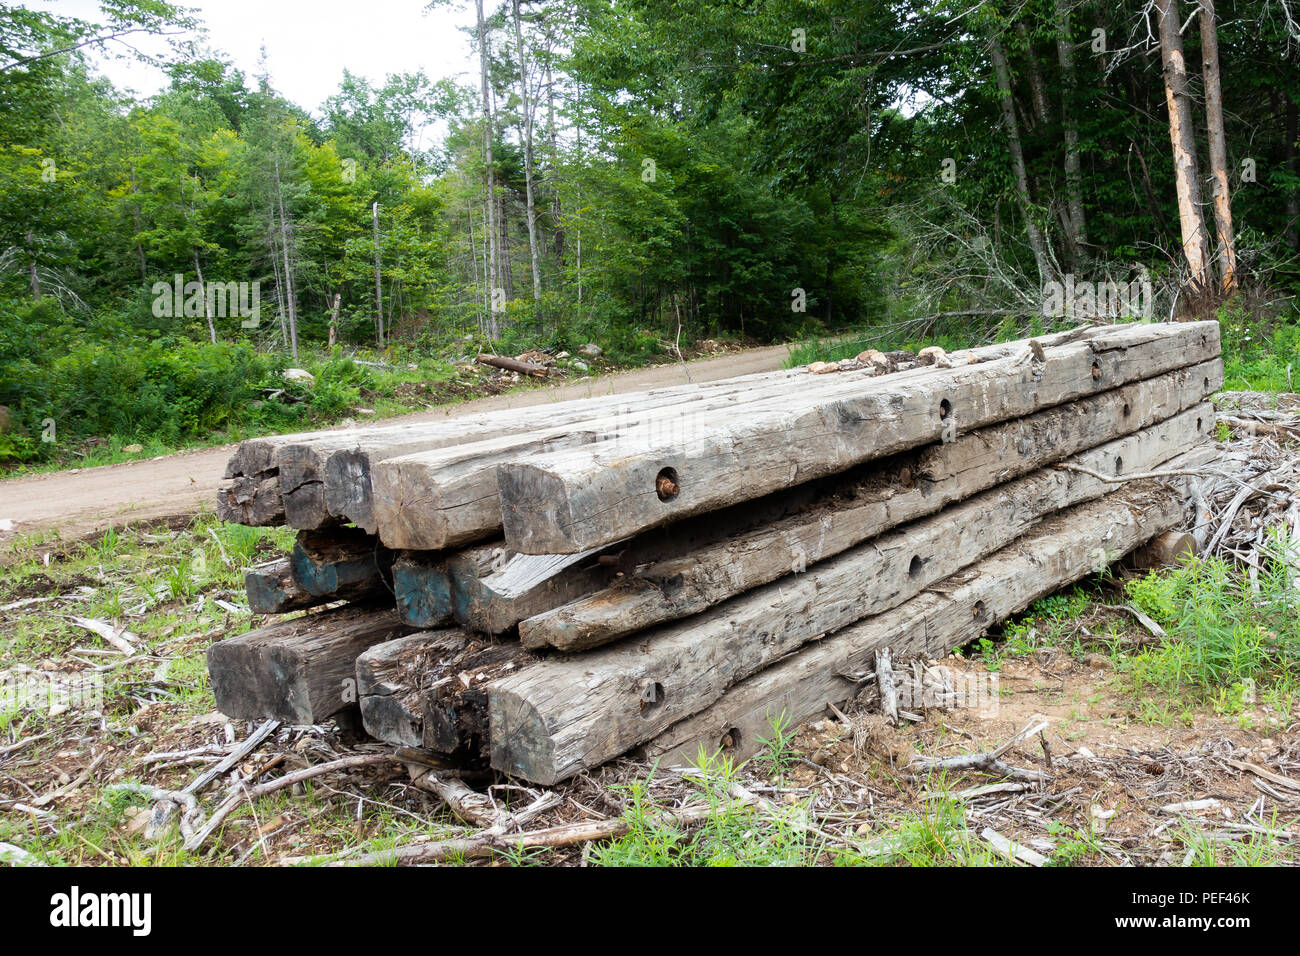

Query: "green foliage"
left=1219, top=309, right=1300, bottom=392
left=308, top=353, right=374, bottom=416
left=1120, top=538, right=1300, bottom=713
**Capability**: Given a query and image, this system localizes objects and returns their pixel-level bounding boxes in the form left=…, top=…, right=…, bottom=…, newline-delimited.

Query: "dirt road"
left=0, top=344, right=793, bottom=538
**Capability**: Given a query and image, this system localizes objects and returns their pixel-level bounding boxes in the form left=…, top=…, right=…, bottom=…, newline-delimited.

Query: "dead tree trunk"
left=1155, top=0, right=1213, bottom=292
left=272, top=154, right=299, bottom=359
left=1199, top=0, right=1238, bottom=293
left=373, top=201, right=385, bottom=346
left=194, top=249, right=216, bottom=344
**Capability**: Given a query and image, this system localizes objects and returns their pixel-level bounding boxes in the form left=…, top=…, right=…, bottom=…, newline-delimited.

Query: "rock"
left=855, top=349, right=891, bottom=373
left=123, top=444, right=143, bottom=454
left=1084, top=653, right=1113, bottom=670
left=571, top=360, right=589, bottom=373
left=555, top=351, right=570, bottom=359
left=917, top=346, right=953, bottom=368
left=355, top=408, right=376, bottom=416
left=578, top=343, right=602, bottom=357
left=0, top=519, right=17, bottom=533
left=283, top=368, right=315, bottom=384
left=808, top=361, right=839, bottom=374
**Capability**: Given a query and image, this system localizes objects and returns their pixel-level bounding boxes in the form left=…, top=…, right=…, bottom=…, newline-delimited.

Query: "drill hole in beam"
left=655, top=467, right=680, bottom=502
left=639, top=681, right=666, bottom=716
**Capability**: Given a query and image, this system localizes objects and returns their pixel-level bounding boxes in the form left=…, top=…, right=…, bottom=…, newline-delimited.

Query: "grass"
left=1120, top=542, right=1300, bottom=720
left=967, top=536, right=1300, bottom=728
left=0, top=512, right=490, bottom=865
left=1219, top=310, right=1300, bottom=393
left=1, top=514, right=1294, bottom=866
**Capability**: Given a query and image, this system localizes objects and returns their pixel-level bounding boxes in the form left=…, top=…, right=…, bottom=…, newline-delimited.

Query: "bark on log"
left=208, top=606, right=411, bottom=724
left=476, top=353, right=550, bottom=376
left=519, top=362, right=1221, bottom=651
left=640, top=484, right=1192, bottom=766
left=498, top=322, right=1220, bottom=554
left=488, top=410, right=1211, bottom=783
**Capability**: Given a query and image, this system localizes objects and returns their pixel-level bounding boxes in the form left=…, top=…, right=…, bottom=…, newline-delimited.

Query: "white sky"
left=35, top=0, right=479, bottom=117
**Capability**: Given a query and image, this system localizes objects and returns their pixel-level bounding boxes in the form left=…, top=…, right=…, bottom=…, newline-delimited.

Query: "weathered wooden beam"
left=356, top=631, right=535, bottom=760
left=393, top=552, right=453, bottom=628
left=208, top=606, right=411, bottom=724
left=367, top=375, right=872, bottom=550
left=245, top=558, right=331, bottom=615
left=488, top=409, right=1211, bottom=783
left=498, top=321, right=1220, bottom=554
left=368, top=329, right=1115, bottom=549
left=268, top=364, right=814, bottom=530
left=654, top=501, right=1155, bottom=763
left=217, top=474, right=284, bottom=526
left=639, top=474, right=1203, bottom=767
left=519, top=362, right=1221, bottom=652
left=290, top=527, right=393, bottom=600
left=448, top=543, right=616, bottom=635
left=356, top=630, right=469, bottom=748
left=221, top=327, right=1099, bottom=532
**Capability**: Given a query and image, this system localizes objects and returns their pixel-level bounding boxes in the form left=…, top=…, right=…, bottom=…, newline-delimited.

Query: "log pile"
left=208, top=321, right=1224, bottom=785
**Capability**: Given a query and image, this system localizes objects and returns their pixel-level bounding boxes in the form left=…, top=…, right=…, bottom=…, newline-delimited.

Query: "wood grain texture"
left=356, top=630, right=469, bottom=747
left=488, top=409, right=1211, bottom=783
left=447, top=542, right=616, bottom=635
left=498, top=322, right=1220, bottom=554
left=290, top=526, right=393, bottom=600
left=208, top=606, right=411, bottom=724
left=230, top=362, right=812, bottom=530
left=244, top=558, right=335, bottom=615
left=640, top=460, right=1211, bottom=766
left=367, top=368, right=890, bottom=549
left=519, top=361, right=1221, bottom=651
left=357, top=631, right=536, bottom=759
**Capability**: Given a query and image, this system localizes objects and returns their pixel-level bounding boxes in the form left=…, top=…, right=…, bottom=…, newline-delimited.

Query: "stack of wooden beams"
left=208, top=321, right=1223, bottom=784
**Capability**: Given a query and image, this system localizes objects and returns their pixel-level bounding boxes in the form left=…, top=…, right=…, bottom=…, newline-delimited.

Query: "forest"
left=1, top=0, right=1298, bottom=465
